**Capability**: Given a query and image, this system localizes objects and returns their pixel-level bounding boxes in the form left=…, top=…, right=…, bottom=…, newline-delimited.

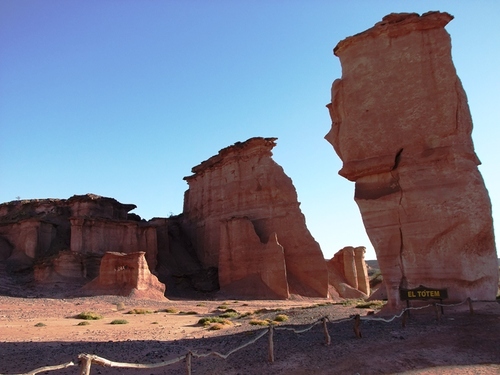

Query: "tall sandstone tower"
left=326, top=12, right=498, bottom=310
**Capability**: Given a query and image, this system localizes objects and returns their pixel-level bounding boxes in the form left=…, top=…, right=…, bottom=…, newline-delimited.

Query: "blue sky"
left=1, top=1, right=499, bottom=260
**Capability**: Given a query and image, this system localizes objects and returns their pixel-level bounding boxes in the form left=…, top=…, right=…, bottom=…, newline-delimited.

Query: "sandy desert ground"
left=0, top=295, right=499, bottom=375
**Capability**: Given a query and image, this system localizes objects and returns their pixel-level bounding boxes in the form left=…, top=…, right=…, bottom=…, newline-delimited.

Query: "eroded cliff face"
left=183, top=137, right=329, bottom=298
left=0, top=194, right=163, bottom=292
left=326, top=12, right=498, bottom=310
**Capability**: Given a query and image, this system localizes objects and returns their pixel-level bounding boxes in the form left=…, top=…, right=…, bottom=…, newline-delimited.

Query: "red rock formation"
left=82, top=252, right=166, bottom=299
left=326, top=12, right=498, bottom=310
left=327, top=246, right=369, bottom=299
left=219, top=217, right=289, bottom=299
left=183, top=137, right=328, bottom=297
left=70, top=218, right=158, bottom=273
left=34, top=250, right=85, bottom=282
left=0, top=194, right=164, bottom=291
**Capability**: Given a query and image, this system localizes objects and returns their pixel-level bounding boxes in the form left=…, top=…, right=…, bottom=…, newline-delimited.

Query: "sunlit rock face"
left=326, top=12, right=498, bottom=310
left=327, top=246, right=370, bottom=299
left=0, top=194, right=163, bottom=289
left=183, top=137, right=329, bottom=298
left=82, top=251, right=166, bottom=299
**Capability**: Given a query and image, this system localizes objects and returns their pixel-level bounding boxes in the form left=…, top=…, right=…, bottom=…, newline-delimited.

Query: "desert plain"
left=0, top=295, right=499, bottom=375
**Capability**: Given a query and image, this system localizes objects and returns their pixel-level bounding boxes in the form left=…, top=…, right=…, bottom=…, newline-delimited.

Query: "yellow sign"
left=400, top=286, right=448, bottom=300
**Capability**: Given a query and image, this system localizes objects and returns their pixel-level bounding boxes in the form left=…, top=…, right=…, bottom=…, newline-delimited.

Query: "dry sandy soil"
left=0, top=295, right=499, bottom=375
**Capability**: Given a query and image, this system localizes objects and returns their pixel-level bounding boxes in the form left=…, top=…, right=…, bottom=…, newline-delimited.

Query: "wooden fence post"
left=468, top=297, right=474, bottom=315
left=78, top=354, right=92, bottom=375
left=322, top=317, right=331, bottom=346
left=434, top=303, right=441, bottom=321
left=402, top=310, right=408, bottom=328
left=268, top=325, right=275, bottom=363
left=353, top=315, right=362, bottom=338
left=185, top=351, right=192, bottom=375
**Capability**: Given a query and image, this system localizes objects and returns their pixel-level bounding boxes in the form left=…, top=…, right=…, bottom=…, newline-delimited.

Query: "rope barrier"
left=3, top=297, right=491, bottom=375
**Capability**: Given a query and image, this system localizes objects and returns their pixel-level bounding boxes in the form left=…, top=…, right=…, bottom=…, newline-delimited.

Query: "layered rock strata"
left=82, top=252, right=166, bottom=299
left=183, top=137, right=328, bottom=298
left=326, top=12, right=498, bottom=309
left=0, top=194, right=164, bottom=288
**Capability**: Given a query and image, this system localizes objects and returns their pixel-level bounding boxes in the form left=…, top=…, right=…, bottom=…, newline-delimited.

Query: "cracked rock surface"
left=325, top=12, right=498, bottom=311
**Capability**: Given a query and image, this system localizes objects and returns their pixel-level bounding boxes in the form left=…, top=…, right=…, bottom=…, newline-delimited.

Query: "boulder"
left=82, top=252, right=166, bottom=299
left=326, top=12, right=498, bottom=310
left=183, top=137, right=329, bottom=297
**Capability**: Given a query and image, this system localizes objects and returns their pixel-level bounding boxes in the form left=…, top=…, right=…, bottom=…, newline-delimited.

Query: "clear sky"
left=1, top=1, right=499, bottom=261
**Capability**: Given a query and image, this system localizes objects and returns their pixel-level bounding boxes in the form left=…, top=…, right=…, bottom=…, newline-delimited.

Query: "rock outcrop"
left=327, top=246, right=370, bottom=299
left=82, top=252, right=166, bottom=299
left=0, top=194, right=166, bottom=292
left=182, top=137, right=329, bottom=298
left=326, top=12, right=499, bottom=309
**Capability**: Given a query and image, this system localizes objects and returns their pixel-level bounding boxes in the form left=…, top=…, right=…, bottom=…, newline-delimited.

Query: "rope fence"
left=2, top=297, right=493, bottom=375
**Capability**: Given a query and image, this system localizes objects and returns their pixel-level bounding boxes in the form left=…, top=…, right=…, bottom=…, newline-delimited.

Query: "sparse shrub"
left=34, top=322, right=46, bottom=327
left=110, top=319, right=128, bottom=325
left=116, top=302, right=126, bottom=311
left=76, top=312, right=103, bottom=320
left=355, top=300, right=386, bottom=310
left=253, top=308, right=281, bottom=314
left=163, top=308, right=178, bottom=314
left=77, top=321, right=90, bottom=326
left=152, top=321, right=159, bottom=324
left=209, top=323, right=225, bottom=330
left=249, top=319, right=270, bottom=326
left=219, top=311, right=239, bottom=319
left=273, top=314, right=289, bottom=322
left=126, top=308, right=154, bottom=315
left=179, top=311, right=198, bottom=315
left=239, top=312, right=253, bottom=318
left=217, top=305, right=229, bottom=310
left=198, top=317, right=231, bottom=326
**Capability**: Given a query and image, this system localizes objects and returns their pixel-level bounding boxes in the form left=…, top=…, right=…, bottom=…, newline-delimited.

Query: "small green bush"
left=110, top=319, right=128, bottom=325
left=76, top=312, right=103, bottom=320
left=77, top=321, right=90, bottom=326
left=34, top=322, right=46, bottom=327
left=179, top=311, right=198, bottom=315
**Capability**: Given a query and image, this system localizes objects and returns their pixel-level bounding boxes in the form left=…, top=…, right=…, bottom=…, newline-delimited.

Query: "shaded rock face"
left=82, top=252, right=166, bottom=299
left=219, top=217, right=289, bottom=299
left=327, top=246, right=370, bottom=299
left=183, top=137, right=328, bottom=298
left=326, top=12, right=498, bottom=309
left=70, top=218, right=158, bottom=272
